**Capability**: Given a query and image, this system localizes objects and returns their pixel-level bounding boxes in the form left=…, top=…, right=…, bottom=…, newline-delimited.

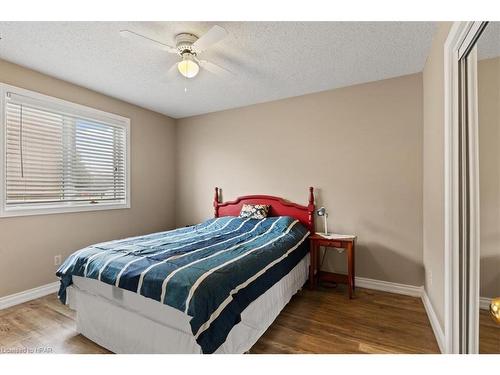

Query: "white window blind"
left=1, top=86, right=130, bottom=216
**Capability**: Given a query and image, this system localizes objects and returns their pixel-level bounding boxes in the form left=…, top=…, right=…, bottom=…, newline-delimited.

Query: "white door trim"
left=466, top=45, right=481, bottom=354
left=421, top=291, right=446, bottom=353
left=444, top=21, right=485, bottom=354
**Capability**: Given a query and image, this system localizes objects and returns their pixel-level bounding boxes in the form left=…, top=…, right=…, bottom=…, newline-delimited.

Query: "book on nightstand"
left=317, top=233, right=356, bottom=240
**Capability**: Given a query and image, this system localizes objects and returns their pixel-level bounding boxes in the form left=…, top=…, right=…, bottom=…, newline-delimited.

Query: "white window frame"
left=0, top=83, right=131, bottom=217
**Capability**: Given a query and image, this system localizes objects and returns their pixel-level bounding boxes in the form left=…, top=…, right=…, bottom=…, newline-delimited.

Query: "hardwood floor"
left=250, top=285, right=440, bottom=354
left=479, top=309, right=500, bottom=354
left=0, top=293, right=109, bottom=354
left=0, top=284, right=442, bottom=354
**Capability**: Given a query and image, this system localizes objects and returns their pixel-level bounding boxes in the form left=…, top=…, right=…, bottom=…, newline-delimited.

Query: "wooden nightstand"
left=309, top=233, right=357, bottom=298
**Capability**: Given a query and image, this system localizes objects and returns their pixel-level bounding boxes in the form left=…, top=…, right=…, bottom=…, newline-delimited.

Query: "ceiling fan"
left=120, top=25, right=233, bottom=79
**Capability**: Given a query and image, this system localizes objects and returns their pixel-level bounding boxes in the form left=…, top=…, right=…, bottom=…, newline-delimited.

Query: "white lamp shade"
left=178, top=56, right=200, bottom=78
left=317, top=207, right=326, bottom=216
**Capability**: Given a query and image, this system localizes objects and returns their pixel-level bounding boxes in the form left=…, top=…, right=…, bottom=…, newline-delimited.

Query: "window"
left=0, top=84, right=130, bottom=217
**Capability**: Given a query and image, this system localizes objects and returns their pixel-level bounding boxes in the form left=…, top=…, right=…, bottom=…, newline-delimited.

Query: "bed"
left=56, top=187, right=315, bottom=354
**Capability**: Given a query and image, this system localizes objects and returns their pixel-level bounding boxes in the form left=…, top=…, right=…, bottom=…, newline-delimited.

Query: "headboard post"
left=308, top=187, right=315, bottom=234
left=213, top=187, right=220, bottom=217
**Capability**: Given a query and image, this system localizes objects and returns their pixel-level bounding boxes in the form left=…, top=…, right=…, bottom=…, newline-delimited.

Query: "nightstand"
left=309, top=233, right=357, bottom=298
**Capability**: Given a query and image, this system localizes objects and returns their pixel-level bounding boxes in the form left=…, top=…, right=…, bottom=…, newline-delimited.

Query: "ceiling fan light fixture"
left=177, top=53, right=199, bottom=78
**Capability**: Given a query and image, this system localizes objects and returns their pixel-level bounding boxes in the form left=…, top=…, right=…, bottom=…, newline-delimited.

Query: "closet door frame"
left=444, top=21, right=487, bottom=354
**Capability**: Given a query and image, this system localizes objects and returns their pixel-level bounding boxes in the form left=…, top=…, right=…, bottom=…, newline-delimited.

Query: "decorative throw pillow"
left=239, top=204, right=270, bottom=219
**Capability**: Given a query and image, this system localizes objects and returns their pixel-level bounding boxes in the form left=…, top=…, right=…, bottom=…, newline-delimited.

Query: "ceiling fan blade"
left=166, top=61, right=180, bottom=79
left=198, top=59, right=235, bottom=78
left=120, top=30, right=178, bottom=54
left=192, top=25, right=228, bottom=53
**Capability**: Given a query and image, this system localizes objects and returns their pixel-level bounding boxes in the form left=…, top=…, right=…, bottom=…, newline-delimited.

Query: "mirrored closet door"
left=449, top=21, right=500, bottom=354
left=476, top=22, right=500, bottom=354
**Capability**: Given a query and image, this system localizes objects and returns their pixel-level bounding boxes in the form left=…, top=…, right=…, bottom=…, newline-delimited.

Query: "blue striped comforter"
left=56, top=216, right=310, bottom=353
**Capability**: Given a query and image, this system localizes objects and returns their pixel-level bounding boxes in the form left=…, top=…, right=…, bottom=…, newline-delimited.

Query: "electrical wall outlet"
left=54, top=255, right=62, bottom=266
left=426, top=269, right=432, bottom=287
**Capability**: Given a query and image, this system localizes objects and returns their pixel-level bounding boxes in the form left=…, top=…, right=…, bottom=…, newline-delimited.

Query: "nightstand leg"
left=347, top=243, right=353, bottom=299
left=314, top=243, right=319, bottom=288
left=314, top=245, right=320, bottom=288
left=352, top=241, right=356, bottom=291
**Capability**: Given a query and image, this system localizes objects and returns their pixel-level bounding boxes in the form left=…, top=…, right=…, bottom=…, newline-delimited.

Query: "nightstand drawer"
left=315, top=239, right=347, bottom=248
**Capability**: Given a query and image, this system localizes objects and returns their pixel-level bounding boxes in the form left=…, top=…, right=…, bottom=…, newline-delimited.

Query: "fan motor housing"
left=175, top=33, right=198, bottom=55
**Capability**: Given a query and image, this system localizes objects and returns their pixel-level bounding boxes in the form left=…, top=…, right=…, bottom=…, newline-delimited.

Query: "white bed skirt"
left=66, top=256, right=309, bottom=354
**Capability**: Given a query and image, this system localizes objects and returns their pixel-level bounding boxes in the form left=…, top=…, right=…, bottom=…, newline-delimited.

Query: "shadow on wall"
left=359, top=219, right=424, bottom=286
left=311, top=186, right=325, bottom=232
left=321, top=241, right=424, bottom=287
left=480, top=254, right=500, bottom=298
left=315, top=188, right=424, bottom=287
left=357, top=241, right=424, bottom=285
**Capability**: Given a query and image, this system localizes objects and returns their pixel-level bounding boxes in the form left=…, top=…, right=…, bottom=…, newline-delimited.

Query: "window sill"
left=0, top=201, right=131, bottom=218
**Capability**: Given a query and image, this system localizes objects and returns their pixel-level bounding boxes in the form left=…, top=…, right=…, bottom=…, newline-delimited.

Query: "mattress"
left=58, top=216, right=309, bottom=352
left=67, top=255, right=309, bottom=354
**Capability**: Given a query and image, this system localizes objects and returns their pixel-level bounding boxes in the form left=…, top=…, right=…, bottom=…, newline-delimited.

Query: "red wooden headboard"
left=213, top=187, right=315, bottom=233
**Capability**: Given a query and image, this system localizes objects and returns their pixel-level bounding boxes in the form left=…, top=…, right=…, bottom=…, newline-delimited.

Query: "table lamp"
left=316, top=207, right=329, bottom=235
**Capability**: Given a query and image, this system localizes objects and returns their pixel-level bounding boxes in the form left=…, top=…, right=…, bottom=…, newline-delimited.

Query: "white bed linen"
left=66, top=255, right=309, bottom=354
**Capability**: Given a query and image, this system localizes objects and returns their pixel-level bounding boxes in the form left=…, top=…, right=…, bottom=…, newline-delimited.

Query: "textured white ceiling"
left=478, top=22, right=500, bottom=60
left=0, top=22, right=436, bottom=118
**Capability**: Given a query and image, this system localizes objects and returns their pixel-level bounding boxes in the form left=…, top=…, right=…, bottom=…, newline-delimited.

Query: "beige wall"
left=0, top=59, right=177, bottom=297
left=478, top=56, right=500, bottom=299
left=176, top=74, right=424, bottom=286
left=422, top=22, right=452, bottom=330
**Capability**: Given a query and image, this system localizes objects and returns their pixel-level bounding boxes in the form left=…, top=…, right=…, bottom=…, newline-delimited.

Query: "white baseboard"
left=355, top=276, right=423, bottom=297
left=480, top=296, right=491, bottom=310
left=0, top=276, right=448, bottom=353
left=354, top=276, right=444, bottom=353
left=421, top=291, right=445, bottom=353
left=0, top=282, right=59, bottom=310
left=0, top=277, right=423, bottom=310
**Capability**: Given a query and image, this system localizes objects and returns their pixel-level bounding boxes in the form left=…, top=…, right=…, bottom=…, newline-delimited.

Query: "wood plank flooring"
left=480, top=309, right=500, bottom=354
left=0, top=284, right=444, bottom=354
left=250, top=285, right=440, bottom=353
left=0, top=293, right=109, bottom=354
